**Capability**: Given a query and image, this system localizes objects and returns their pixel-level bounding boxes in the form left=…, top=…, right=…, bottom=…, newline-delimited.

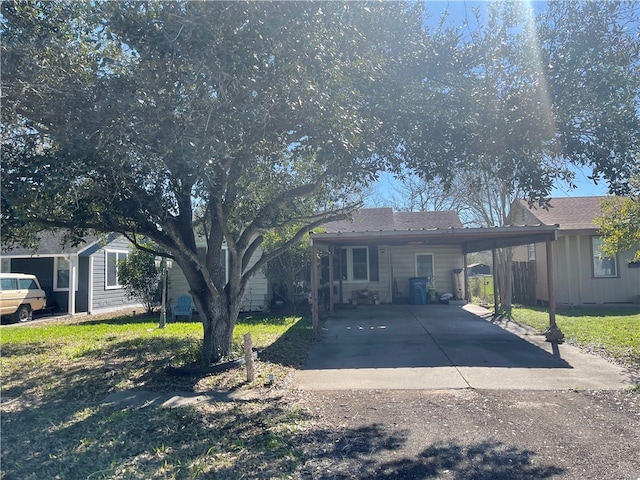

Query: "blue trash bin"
left=409, top=277, right=427, bottom=305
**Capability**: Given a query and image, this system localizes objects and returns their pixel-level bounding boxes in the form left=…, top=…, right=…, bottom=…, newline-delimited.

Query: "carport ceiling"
left=311, top=225, right=559, bottom=253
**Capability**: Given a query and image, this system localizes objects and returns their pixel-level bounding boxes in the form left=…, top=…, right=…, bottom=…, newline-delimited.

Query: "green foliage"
left=2, top=1, right=639, bottom=363
left=537, top=1, right=640, bottom=195
left=118, top=248, right=160, bottom=313
left=469, top=276, right=494, bottom=306
left=596, top=177, right=640, bottom=262
left=1, top=0, right=428, bottom=362
left=262, top=228, right=312, bottom=312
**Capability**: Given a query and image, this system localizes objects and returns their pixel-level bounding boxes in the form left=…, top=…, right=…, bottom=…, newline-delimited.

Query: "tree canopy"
left=1, top=1, right=440, bottom=363
left=2, top=0, right=639, bottom=362
left=597, top=176, right=640, bottom=262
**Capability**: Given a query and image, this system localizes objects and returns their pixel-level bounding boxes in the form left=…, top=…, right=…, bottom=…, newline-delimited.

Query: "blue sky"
left=370, top=1, right=610, bottom=204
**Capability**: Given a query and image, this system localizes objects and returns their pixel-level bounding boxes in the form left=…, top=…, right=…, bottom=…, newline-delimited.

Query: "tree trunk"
left=195, top=291, right=241, bottom=365
left=496, top=247, right=514, bottom=316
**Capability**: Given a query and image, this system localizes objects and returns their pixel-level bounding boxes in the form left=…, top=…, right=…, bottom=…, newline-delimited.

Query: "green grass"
left=2, top=307, right=638, bottom=479
left=0, top=312, right=315, bottom=479
left=511, top=306, right=640, bottom=367
left=468, top=275, right=494, bottom=305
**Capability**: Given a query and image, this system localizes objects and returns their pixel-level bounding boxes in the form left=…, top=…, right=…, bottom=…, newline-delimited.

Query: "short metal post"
left=160, top=264, right=167, bottom=328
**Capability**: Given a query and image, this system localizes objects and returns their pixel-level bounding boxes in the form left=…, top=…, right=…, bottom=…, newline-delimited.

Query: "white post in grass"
left=244, top=333, right=255, bottom=382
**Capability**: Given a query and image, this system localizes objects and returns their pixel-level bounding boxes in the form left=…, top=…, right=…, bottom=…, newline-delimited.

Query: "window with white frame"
left=592, top=237, right=617, bottom=278
left=333, top=247, right=369, bottom=282
left=528, top=244, right=536, bottom=261
left=105, top=250, right=129, bottom=288
left=54, top=257, right=79, bottom=291
left=415, top=253, right=434, bottom=281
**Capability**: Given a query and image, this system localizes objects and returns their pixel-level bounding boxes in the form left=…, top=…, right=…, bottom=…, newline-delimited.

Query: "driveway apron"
left=294, top=304, right=631, bottom=390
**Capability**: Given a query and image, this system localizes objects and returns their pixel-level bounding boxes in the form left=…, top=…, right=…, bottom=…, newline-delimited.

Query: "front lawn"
left=511, top=306, right=640, bottom=369
left=2, top=306, right=638, bottom=479
left=0, top=312, right=315, bottom=479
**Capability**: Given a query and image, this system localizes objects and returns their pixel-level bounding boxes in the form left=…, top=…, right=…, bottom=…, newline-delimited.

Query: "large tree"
left=379, top=1, right=640, bottom=312
left=537, top=0, right=640, bottom=195
left=1, top=1, right=438, bottom=364
left=596, top=176, right=640, bottom=263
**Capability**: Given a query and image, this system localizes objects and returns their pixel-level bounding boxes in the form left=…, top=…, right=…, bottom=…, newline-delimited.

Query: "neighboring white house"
left=167, top=242, right=269, bottom=313
left=509, top=197, right=640, bottom=306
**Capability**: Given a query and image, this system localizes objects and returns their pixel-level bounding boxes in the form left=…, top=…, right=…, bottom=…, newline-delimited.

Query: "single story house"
left=1, top=231, right=140, bottom=315
left=167, top=241, right=269, bottom=313
left=509, top=197, right=640, bottom=306
left=309, top=208, right=561, bottom=333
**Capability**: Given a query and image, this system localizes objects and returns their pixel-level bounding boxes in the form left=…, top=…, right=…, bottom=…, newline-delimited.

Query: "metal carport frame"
left=310, top=224, right=563, bottom=341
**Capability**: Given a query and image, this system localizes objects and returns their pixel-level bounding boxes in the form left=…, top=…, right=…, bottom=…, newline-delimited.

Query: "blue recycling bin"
left=409, top=277, right=427, bottom=305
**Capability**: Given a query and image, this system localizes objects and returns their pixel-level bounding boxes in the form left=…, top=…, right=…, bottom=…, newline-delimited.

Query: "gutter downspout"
left=67, top=254, right=78, bottom=316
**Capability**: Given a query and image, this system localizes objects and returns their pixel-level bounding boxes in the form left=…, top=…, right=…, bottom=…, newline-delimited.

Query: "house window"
left=333, top=247, right=369, bottom=282
left=528, top=244, right=536, bottom=261
left=592, top=237, right=617, bottom=278
left=0, top=258, right=10, bottom=273
left=106, top=250, right=129, bottom=288
left=415, top=253, right=434, bottom=281
left=54, top=257, right=79, bottom=292
left=352, top=247, right=368, bottom=281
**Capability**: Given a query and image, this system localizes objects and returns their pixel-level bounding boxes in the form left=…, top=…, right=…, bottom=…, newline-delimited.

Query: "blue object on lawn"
left=171, top=295, right=194, bottom=322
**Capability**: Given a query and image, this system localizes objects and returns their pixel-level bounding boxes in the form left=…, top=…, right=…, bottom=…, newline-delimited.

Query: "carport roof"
left=311, top=224, right=558, bottom=253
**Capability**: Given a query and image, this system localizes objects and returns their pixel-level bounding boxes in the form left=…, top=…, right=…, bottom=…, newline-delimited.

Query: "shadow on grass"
left=526, top=305, right=640, bottom=319
left=258, top=315, right=313, bottom=368
left=80, top=312, right=166, bottom=326
left=1, top=335, right=202, bottom=404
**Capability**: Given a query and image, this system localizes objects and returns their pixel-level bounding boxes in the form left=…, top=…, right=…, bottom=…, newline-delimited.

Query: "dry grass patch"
left=1, top=311, right=316, bottom=479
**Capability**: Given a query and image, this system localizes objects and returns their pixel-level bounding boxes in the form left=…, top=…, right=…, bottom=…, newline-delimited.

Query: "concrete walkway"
left=294, top=304, right=632, bottom=390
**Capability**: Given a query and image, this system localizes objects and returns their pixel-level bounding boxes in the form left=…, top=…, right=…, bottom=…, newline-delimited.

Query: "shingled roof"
left=1, top=231, right=102, bottom=256
left=518, top=197, right=605, bottom=230
left=323, top=208, right=463, bottom=233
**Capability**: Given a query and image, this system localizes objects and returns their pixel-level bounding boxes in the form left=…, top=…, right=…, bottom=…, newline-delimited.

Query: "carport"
left=310, top=224, right=563, bottom=341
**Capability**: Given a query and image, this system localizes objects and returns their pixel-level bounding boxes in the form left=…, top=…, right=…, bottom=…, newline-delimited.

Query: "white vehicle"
left=0, top=273, right=47, bottom=323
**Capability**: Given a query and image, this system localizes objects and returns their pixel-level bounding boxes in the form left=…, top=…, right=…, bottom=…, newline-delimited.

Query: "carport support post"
left=329, top=246, right=334, bottom=314
left=463, top=246, right=470, bottom=302
left=311, top=242, right=319, bottom=340
left=491, top=248, right=500, bottom=316
left=544, top=237, right=564, bottom=342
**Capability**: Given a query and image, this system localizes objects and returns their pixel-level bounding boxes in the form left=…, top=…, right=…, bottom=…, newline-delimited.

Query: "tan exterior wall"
left=530, top=235, right=639, bottom=305
left=389, top=245, right=464, bottom=299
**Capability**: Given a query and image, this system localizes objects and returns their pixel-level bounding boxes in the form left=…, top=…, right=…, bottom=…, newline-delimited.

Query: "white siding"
left=389, top=245, right=464, bottom=299
left=168, top=247, right=268, bottom=312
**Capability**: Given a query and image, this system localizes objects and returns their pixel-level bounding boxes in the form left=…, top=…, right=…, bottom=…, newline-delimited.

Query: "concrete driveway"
left=294, top=304, right=632, bottom=390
